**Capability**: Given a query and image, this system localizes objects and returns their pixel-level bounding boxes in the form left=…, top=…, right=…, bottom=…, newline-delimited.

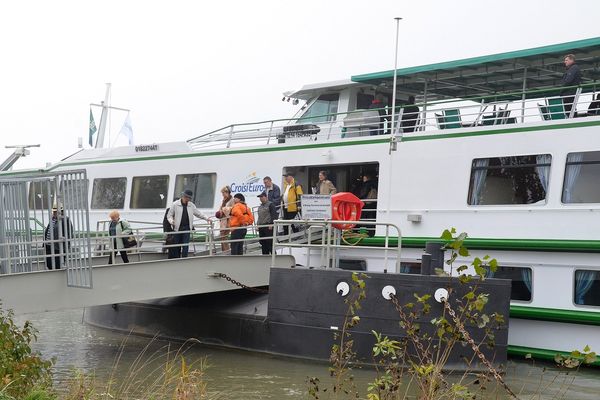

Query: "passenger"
left=400, top=96, right=420, bottom=133
left=44, top=206, right=73, bottom=270
left=163, top=200, right=175, bottom=253
left=107, top=210, right=131, bottom=264
left=561, top=54, right=582, bottom=116
left=216, top=186, right=234, bottom=253
left=167, top=189, right=210, bottom=258
left=368, top=93, right=389, bottom=135
left=256, top=191, right=279, bottom=255
left=588, top=94, right=600, bottom=116
left=358, top=174, right=378, bottom=237
left=282, top=173, right=303, bottom=235
left=315, top=170, right=337, bottom=195
left=263, top=176, right=281, bottom=211
left=229, top=193, right=254, bottom=255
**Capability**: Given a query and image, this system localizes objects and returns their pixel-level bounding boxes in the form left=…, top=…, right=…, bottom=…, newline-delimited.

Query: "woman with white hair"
left=108, top=210, right=132, bottom=264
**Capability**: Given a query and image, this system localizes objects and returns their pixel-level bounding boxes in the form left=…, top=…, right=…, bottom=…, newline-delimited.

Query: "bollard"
left=425, top=242, right=445, bottom=271
left=420, top=253, right=433, bottom=275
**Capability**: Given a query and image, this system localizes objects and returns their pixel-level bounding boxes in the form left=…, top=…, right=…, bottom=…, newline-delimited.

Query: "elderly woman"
left=108, top=210, right=132, bottom=264
left=217, top=185, right=235, bottom=253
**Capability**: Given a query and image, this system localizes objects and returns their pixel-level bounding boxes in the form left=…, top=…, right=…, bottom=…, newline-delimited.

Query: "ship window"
left=574, top=269, right=600, bottom=306
left=400, top=261, right=421, bottom=274
left=130, top=175, right=169, bottom=209
left=467, top=154, right=551, bottom=205
left=562, top=151, right=600, bottom=203
left=91, top=178, right=127, bottom=209
left=173, top=173, right=217, bottom=208
left=491, top=266, right=532, bottom=301
left=338, top=259, right=367, bottom=271
left=28, top=181, right=55, bottom=210
left=297, top=94, right=339, bottom=124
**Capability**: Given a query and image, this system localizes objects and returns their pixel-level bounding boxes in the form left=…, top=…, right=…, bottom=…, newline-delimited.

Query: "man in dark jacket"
left=400, top=96, right=420, bottom=133
left=263, top=176, right=281, bottom=211
left=561, top=54, right=582, bottom=116
left=44, top=207, right=73, bottom=269
left=256, top=192, right=279, bottom=254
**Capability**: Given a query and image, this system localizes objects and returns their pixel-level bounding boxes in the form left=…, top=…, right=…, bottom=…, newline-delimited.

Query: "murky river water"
left=17, top=309, right=600, bottom=399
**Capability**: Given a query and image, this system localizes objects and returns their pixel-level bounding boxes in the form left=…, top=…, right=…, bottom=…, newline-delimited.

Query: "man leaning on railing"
left=167, top=189, right=210, bottom=259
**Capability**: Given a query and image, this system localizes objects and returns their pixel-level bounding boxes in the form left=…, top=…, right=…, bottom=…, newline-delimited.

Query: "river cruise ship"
left=3, top=37, right=600, bottom=364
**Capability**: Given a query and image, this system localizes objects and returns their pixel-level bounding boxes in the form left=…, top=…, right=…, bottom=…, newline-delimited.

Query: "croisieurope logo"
left=230, top=172, right=265, bottom=193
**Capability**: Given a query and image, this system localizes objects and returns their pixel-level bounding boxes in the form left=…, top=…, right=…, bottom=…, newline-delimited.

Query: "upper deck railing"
left=187, top=83, right=600, bottom=151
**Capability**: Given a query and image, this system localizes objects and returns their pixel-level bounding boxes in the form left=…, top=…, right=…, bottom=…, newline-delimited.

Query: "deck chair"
left=496, top=108, right=512, bottom=125
left=443, top=109, right=462, bottom=129
left=538, top=104, right=551, bottom=121
left=546, top=97, right=566, bottom=120
left=435, top=113, right=446, bottom=130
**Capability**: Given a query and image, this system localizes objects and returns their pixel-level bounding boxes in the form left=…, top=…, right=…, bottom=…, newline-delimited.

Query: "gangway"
left=0, top=253, right=293, bottom=315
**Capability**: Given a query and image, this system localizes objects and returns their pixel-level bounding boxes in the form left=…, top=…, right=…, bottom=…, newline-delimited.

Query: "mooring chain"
left=215, top=272, right=269, bottom=294
left=442, top=299, right=518, bottom=399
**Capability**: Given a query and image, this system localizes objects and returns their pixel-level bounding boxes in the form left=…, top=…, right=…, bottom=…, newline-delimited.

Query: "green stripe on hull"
left=510, top=306, right=600, bottom=326
left=359, top=236, right=600, bottom=253
left=508, top=345, right=600, bottom=367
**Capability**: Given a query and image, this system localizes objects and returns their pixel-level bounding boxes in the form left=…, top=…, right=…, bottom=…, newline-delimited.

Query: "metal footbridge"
left=0, top=170, right=401, bottom=315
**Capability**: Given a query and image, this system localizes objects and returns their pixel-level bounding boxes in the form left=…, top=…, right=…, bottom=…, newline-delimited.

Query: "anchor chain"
left=215, top=272, right=269, bottom=294
left=441, top=298, right=518, bottom=399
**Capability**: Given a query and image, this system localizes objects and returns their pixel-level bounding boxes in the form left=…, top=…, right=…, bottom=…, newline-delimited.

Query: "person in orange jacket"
left=227, top=193, right=254, bottom=255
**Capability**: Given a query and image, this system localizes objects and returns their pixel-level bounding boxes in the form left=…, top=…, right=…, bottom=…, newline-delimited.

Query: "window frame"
left=296, top=93, right=340, bottom=124
left=90, top=177, right=128, bottom=210
left=172, top=173, right=217, bottom=209
left=466, top=153, right=552, bottom=207
left=129, top=175, right=170, bottom=209
left=492, top=265, right=534, bottom=303
left=561, top=151, right=600, bottom=204
left=572, top=268, right=600, bottom=308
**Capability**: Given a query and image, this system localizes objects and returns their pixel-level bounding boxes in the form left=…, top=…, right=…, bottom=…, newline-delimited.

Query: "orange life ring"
left=331, top=192, right=364, bottom=230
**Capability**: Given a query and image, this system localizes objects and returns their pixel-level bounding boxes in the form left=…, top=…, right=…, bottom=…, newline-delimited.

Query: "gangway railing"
left=272, top=219, right=402, bottom=273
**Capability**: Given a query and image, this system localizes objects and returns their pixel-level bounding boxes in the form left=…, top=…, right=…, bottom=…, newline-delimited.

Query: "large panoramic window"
left=467, top=154, right=551, bottom=205
left=173, top=173, right=216, bottom=208
left=489, top=266, right=533, bottom=302
left=297, top=94, right=339, bottom=124
left=130, top=175, right=169, bottom=209
left=562, top=151, right=600, bottom=203
left=91, top=178, right=127, bottom=209
left=574, top=269, right=600, bottom=306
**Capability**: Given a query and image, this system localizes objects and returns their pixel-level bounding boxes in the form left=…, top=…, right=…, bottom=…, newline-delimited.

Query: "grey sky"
left=1, top=0, right=599, bottom=169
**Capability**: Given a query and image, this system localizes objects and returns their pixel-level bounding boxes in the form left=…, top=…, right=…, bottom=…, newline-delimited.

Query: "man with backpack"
left=228, top=193, right=254, bottom=255
left=166, top=189, right=210, bottom=258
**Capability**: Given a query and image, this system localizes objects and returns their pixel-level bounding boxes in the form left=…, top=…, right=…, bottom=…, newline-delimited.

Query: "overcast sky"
left=1, top=0, right=599, bottom=169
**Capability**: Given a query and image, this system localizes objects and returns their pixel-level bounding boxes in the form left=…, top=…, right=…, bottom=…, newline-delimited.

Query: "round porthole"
left=336, top=281, right=350, bottom=297
left=382, top=285, right=396, bottom=300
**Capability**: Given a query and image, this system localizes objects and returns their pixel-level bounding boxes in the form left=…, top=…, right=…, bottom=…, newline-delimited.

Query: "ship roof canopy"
left=351, top=37, right=600, bottom=101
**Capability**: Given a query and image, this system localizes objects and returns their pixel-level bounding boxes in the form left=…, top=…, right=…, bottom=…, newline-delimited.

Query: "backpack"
left=241, top=205, right=254, bottom=226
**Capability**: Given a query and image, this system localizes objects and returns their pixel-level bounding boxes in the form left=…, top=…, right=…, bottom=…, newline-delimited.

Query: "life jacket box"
left=342, top=110, right=380, bottom=137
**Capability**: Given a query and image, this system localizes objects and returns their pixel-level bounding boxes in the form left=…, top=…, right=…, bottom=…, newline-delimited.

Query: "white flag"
left=119, top=113, right=134, bottom=145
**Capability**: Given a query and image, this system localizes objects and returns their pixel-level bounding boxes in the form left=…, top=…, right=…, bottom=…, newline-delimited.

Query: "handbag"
left=120, top=221, right=138, bottom=248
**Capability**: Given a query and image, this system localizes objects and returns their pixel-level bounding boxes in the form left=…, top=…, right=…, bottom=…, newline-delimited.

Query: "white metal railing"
left=272, top=219, right=402, bottom=273
left=186, top=85, right=600, bottom=151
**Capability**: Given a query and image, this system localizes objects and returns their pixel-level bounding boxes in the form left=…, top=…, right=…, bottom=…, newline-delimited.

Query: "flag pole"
left=389, top=17, right=402, bottom=153
left=95, top=83, right=112, bottom=149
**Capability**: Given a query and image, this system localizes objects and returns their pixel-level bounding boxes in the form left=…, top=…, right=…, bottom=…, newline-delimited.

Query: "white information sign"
left=300, top=195, right=332, bottom=220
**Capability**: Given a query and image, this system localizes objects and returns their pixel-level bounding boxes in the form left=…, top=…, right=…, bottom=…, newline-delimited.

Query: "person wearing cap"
left=166, top=189, right=210, bottom=258
left=44, top=206, right=73, bottom=269
left=256, top=191, right=279, bottom=255
left=229, top=193, right=254, bottom=255
left=282, top=173, right=303, bottom=235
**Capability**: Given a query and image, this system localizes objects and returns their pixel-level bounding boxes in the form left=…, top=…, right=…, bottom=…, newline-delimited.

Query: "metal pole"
left=521, top=67, right=528, bottom=123
left=95, top=83, right=112, bottom=149
left=390, top=17, right=402, bottom=149
left=420, top=80, right=428, bottom=131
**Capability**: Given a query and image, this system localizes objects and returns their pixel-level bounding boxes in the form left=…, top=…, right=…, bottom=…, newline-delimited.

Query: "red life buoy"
left=331, top=192, right=364, bottom=230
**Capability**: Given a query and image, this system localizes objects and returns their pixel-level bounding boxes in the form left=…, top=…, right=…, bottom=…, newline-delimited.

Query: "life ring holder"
left=331, top=192, right=364, bottom=231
